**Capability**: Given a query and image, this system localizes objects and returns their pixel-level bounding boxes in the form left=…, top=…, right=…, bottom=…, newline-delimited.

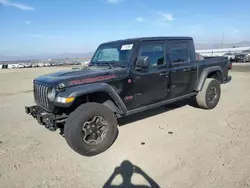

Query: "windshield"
left=91, top=42, right=135, bottom=65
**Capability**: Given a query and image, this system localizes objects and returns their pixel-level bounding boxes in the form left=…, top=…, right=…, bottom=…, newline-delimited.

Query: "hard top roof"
left=102, top=36, right=193, bottom=45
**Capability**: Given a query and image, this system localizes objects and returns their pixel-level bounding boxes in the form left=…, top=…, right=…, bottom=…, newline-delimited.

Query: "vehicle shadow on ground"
left=103, top=160, right=160, bottom=188
left=118, top=99, right=198, bottom=126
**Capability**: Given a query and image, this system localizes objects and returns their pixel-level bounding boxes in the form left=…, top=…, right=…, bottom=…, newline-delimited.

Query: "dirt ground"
left=0, top=67, right=250, bottom=188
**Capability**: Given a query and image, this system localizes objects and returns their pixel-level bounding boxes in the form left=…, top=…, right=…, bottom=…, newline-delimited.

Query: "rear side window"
left=139, top=43, right=165, bottom=67
left=169, top=43, right=190, bottom=63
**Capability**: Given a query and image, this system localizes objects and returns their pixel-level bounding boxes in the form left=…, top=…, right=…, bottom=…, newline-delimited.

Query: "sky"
left=0, top=0, right=250, bottom=56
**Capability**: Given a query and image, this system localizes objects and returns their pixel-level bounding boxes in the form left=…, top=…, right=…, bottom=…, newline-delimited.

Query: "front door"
left=131, top=41, right=170, bottom=109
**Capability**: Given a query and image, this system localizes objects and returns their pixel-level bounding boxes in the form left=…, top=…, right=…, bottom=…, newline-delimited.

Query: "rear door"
left=166, top=40, right=197, bottom=98
left=131, top=41, right=170, bottom=109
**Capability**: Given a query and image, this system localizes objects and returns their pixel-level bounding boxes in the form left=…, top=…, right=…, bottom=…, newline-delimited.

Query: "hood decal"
left=69, top=74, right=116, bottom=86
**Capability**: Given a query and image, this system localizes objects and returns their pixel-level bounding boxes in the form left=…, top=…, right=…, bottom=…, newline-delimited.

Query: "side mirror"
left=136, top=56, right=149, bottom=69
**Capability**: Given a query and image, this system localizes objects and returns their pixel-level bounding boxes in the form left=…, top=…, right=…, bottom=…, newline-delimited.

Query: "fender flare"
left=196, top=66, right=223, bottom=91
left=59, top=83, right=127, bottom=114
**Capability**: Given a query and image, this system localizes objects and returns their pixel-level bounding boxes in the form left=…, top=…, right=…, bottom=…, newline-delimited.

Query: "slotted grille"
left=33, top=83, right=49, bottom=109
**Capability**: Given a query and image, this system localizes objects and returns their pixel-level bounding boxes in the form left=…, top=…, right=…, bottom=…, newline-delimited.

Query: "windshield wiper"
left=90, top=61, right=126, bottom=69
left=107, top=61, right=114, bottom=69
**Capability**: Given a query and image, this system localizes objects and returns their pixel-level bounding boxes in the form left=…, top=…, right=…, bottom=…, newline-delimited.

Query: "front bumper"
left=25, top=105, right=67, bottom=131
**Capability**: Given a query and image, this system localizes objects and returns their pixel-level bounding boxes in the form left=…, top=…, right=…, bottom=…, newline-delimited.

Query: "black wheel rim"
left=208, top=86, right=218, bottom=103
left=82, top=116, right=108, bottom=145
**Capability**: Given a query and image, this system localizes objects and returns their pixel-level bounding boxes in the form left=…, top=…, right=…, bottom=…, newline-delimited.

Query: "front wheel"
left=196, top=78, right=221, bottom=109
left=64, top=103, right=118, bottom=156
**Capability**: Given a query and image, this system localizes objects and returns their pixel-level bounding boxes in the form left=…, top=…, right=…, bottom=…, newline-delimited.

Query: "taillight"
left=229, top=63, right=232, bottom=70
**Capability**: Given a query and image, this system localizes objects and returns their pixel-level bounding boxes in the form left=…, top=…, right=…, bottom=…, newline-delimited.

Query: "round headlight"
left=48, top=88, right=56, bottom=101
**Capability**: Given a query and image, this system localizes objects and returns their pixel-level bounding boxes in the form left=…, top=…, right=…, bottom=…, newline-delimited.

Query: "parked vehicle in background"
left=223, top=52, right=236, bottom=61
left=244, top=55, right=250, bottom=62
left=241, top=50, right=250, bottom=62
left=73, top=62, right=82, bottom=65
left=32, top=63, right=39, bottom=67
left=38, top=63, right=44, bottom=67
left=43, top=63, right=50, bottom=67
left=235, top=54, right=247, bottom=63
left=18, top=64, right=25, bottom=68
left=25, top=36, right=232, bottom=157
left=24, top=63, right=32, bottom=68
left=242, top=50, right=250, bottom=55
left=9, top=64, right=17, bottom=69
left=2, top=64, right=8, bottom=69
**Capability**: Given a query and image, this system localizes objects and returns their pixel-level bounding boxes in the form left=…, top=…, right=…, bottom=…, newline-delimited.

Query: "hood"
left=34, top=66, right=127, bottom=87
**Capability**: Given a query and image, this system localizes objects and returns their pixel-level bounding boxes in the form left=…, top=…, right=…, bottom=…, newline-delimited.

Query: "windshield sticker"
left=121, top=44, right=133, bottom=50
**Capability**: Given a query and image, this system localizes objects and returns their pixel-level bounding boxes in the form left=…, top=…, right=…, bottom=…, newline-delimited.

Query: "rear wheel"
left=64, top=103, right=118, bottom=156
left=196, top=78, right=221, bottom=109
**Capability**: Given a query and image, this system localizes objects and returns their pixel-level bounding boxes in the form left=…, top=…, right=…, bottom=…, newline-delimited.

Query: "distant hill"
left=1, top=41, right=250, bottom=61
left=195, top=41, right=250, bottom=50
left=0, top=52, right=93, bottom=62
left=49, top=52, right=93, bottom=60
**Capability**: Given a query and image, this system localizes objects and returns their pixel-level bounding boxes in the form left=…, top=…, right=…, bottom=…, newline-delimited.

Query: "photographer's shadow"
left=103, top=160, right=160, bottom=188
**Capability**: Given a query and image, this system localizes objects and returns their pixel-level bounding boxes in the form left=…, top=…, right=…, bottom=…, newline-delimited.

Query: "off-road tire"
left=196, top=78, right=221, bottom=109
left=64, top=103, right=118, bottom=156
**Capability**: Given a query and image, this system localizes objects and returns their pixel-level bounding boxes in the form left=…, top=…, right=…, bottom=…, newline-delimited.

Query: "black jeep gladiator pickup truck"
left=25, top=37, right=232, bottom=156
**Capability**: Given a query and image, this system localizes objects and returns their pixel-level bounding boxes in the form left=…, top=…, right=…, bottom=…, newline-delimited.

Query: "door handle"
left=183, top=68, right=191, bottom=72
left=160, top=72, right=169, bottom=77
left=135, top=67, right=143, bottom=71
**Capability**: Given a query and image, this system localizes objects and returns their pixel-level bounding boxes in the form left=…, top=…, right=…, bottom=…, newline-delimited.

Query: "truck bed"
left=198, top=56, right=229, bottom=81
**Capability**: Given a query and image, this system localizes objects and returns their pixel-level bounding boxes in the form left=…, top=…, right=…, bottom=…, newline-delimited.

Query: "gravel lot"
left=0, top=67, right=250, bottom=188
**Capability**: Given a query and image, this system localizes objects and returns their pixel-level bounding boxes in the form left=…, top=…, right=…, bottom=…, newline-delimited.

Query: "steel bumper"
left=25, top=105, right=67, bottom=131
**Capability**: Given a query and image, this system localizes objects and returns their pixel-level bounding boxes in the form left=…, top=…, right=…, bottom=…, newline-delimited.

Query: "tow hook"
left=43, top=117, right=57, bottom=131
left=36, top=114, right=57, bottom=131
